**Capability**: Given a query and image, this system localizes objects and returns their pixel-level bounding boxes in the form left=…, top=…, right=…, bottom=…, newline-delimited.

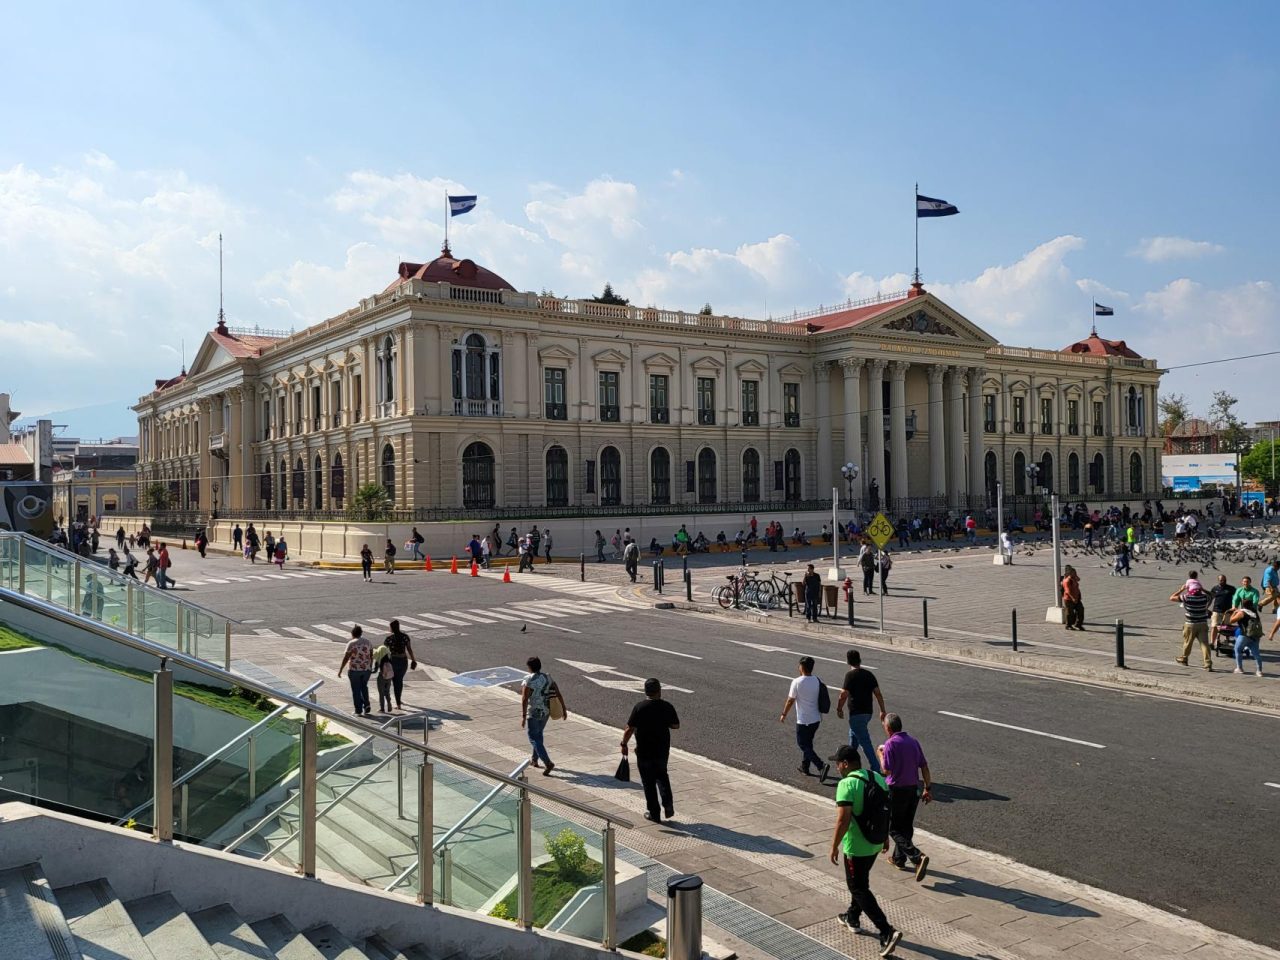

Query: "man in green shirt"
left=828, top=745, right=903, bottom=956
left=1234, top=575, right=1261, bottom=610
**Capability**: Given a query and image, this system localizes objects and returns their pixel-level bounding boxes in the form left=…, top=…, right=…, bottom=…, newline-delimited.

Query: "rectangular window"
left=1093, top=400, right=1105, bottom=436
left=544, top=367, right=567, bottom=420
left=451, top=351, right=462, bottom=400
left=685, top=460, right=696, bottom=493
left=783, top=383, right=800, bottom=428
left=262, top=400, right=270, bottom=440
left=277, top=396, right=286, bottom=435
left=312, top=385, right=322, bottom=431
left=741, top=380, right=759, bottom=426
left=649, top=374, right=669, bottom=423
left=598, top=371, right=620, bottom=422
left=697, top=377, right=716, bottom=425
left=585, top=459, right=596, bottom=494
left=353, top=374, right=362, bottom=422
left=774, top=460, right=785, bottom=491
left=488, top=353, right=500, bottom=405
left=293, top=392, right=303, bottom=434
left=1068, top=399, right=1079, bottom=435
left=331, top=381, right=342, bottom=427
left=1013, top=396, right=1026, bottom=433
left=1040, top=397, right=1053, bottom=434
left=983, top=394, right=996, bottom=432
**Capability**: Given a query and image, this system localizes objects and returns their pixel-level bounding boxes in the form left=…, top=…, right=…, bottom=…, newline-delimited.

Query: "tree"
left=1157, top=392, right=1190, bottom=435
left=1208, top=391, right=1249, bottom=490
left=699, top=302, right=713, bottom=316
left=1240, top=438, right=1280, bottom=492
left=589, top=282, right=630, bottom=306
left=142, top=483, right=170, bottom=512
left=347, top=483, right=392, bottom=522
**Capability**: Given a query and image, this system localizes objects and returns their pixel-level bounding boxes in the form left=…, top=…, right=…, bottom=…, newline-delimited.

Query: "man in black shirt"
left=835, top=649, right=886, bottom=773
left=621, top=678, right=681, bottom=823
left=803, top=564, right=823, bottom=622
left=1209, top=574, right=1235, bottom=641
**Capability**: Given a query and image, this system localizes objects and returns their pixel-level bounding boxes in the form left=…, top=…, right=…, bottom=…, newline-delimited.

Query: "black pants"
left=637, top=755, right=674, bottom=817
left=888, top=785, right=923, bottom=865
left=795, top=721, right=823, bottom=771
left=391, top=657, right=409, bottom=706
left=376, top=675, right=393, bottom=711
left=842, top=853, right=892, bottom=935
left=862, top=568, right=875, bottom=594
left=804, top=594, right=821, bottom=621
left=625, top=558, right=638, bottom=582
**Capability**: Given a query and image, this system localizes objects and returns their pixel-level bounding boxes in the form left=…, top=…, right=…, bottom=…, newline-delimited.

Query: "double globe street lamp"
left=840, top=462, right=859, bottom=506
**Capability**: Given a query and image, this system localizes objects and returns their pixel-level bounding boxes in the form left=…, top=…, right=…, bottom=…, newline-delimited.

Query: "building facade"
left=134, top=249, right=1164, bottom=518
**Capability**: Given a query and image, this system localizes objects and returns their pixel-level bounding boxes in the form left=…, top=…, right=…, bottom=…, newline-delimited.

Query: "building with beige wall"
left=133, top=247, right=1164, bottom=520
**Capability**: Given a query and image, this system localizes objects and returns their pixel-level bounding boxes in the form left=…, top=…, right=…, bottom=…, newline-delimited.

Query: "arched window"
left=697, top=448, right=717, bottom=504
left=292, top=457, right=306, bottom=506
left=313, top=454, right=324, bottom=508
left=279, top=458, right=289, bottom=509
left=1068, top=452, right=1080, bottom=495
left=546, top=446, right=569, bottom=507
left=331, top=453, right=345, bottom=506
left=1040, top=452, right=1053, bottom=494
left=383, top=335, right=395, bottom=404
left=381, top=443, right=396, bottom=501
left=1129, top=452, right=1143, bottom=494
left=1091, top=453, right=1105, bottom=494
left=260, top=463, right=273, bottom=508
left=462, top=442, right=495, bottom=509
left=742, top=448, right=761, bottom=503
left=1127, top=386, right=1139, bottom=431
left=600, top=446, right=622, bottom=505
left=984, top=450, right=998, bottom=496
left=452, top=333, right=502, bottom=414
left=784, top=448, right=802, bottom=501
left=650, top=447, right=671, bottom=504
left=1013, top=451, right=1027, bottom=494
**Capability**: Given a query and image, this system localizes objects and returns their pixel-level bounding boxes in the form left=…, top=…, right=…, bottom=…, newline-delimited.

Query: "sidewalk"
left=234, top=635, right=1279, bottom=960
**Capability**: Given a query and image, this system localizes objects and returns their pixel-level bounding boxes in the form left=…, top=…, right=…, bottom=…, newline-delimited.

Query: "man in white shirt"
left=780, top=656, right=827, bottom=778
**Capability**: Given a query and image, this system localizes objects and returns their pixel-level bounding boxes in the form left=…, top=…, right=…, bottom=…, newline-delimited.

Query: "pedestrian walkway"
left=182, top=568, right=348, bottom=587
left=227, top=632, right=1280, bottom=960
left=476, top=568, right=641, bottom=605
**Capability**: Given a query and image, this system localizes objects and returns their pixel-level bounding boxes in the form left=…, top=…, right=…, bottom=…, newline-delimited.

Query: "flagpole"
left=913, top=182, right=920, bottom=283
left=1091, top=300, right=1097, bottom=337
left=443, top=189, right=448, bottom=255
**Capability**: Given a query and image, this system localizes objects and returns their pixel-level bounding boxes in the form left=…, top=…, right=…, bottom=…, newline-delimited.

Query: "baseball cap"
left=828, top=745, right=861, bottom=764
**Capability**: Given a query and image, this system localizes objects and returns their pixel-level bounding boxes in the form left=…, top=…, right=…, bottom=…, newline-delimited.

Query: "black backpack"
left=817, top=680, right=831, bottom=714
left=851, top=771, right=891, bottom=845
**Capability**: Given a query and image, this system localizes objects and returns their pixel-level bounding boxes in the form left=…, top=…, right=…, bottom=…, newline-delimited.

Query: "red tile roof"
left=211, top=324, right=282, bottom=358
left=803, top=296, right=911, bottom=333
left=1061, top=332, right=1142, bottom=359
left=385, top=253, right=514, bottom=293
left=154, top=373, right=187, bottom=391
left=0, top=443, right=33, bottom=466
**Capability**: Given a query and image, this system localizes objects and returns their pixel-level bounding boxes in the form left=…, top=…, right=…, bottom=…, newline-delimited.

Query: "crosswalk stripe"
left=312, top=624, right=353, bottom=639
left=283, top=626, right=329, bottom=642
left=474, top=608, right=520, bottom=621
left=267, top=574, right=289, bottom=580
left=185, top=579, right=205, bottom=586
left=506, top=607, right=547, bottom=619
left=396, top=615, right=452, bottom=630
left=507, top=603, right=568, bottom=618
left=442, top=610, right=495, bottom=624
left=414, top=611, right=469, bottom=626
left=540, top=598, right=625, bottom=613
left=201, top=578, right=228, bottom=584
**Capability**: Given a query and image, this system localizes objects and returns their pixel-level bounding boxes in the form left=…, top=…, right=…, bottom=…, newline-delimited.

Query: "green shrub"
left=544, top=827, right=589, bottom=879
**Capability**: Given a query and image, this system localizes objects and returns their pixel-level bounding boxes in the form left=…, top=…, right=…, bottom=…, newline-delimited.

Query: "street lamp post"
left=212, top=481, right=220, bottom=524
left=840, top=462, right=858, bottom=508
left=835, top=463, right=858, bottom=582
left=992, top=480, right=1006, bottom=566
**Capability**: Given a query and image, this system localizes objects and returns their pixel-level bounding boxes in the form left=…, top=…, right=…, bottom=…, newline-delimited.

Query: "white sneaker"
left=1234, top=667, right=1244, bottom=674
left=1257, top=670, right=1264, bottom=677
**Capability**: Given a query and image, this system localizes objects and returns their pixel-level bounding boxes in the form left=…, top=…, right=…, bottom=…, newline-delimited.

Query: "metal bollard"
left=580, top=553, right=585, bottom=582
left=732, top=575, right=739, bottom=609
left=923, top=599, right=929, bottom=638
left=666, top=874, right=704, bottom=960
left=847, top=591, right=855, bottom=627
left=1115, top=618, right=1125, bottom=668
left=1011, top=609, right=1018, bottom=651
left=682, top=554, right=688, bottom=577
left=685, top=568, right=692, bottom=603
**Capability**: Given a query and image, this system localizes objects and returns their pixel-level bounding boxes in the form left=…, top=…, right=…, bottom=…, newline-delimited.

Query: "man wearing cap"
left=876, top=714, right=932, bottom=881
left=1170, top=572, right=1212, bottom=670
left=779, top=656, right=826, bottom=777
left=621, top=678, right=681, bottom=823
left=828, top=744, right=903, bottom=956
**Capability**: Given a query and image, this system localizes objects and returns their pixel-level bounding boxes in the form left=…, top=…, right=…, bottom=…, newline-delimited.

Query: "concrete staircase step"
left=0, top=862, right=81, bottom=960
left=55, top=878, right=157, bottom=960
left=190, top=903, right=275, bottom=960
left=124, top=892, right=219, bottom=959
left=362, top=934, right=408, bottom=960
left=304, top=923, right=371, bottom=960
left=250, top=915, right=327, bottom=960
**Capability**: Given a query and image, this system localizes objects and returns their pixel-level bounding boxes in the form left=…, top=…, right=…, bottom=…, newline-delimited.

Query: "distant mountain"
left=12, top=398, right=138, bottom=442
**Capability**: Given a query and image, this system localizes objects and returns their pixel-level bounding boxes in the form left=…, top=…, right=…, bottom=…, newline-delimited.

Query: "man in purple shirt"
left=876, top=713, right=932, bottom=882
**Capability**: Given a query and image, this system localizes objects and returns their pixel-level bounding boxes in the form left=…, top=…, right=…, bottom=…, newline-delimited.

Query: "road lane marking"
left=312, top=624, right=353, bottom=639
left=508, top=603, right=568, bottom=618
left=397, top=615, right=452, bottom=629
left=283, top=627, right=330, bottom=642
left=625, top=642, right=702, bottom=660
left=441, top=609, right=496, bottom=623
left=413, top=612, right=470, bottom=625
left=1266, top=782, right=1280, bottom=790
left=474, top=608, right=520, bottom=621
left=526, top=620, right=582, bottom=634
left=752, top=669, right=831, bottom=686
left=937, top=710, right=1106, bottom=749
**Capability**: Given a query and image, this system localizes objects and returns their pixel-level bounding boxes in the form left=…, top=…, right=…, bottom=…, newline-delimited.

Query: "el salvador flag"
left=1094, top=303, right=1115, bottom=317
left=448, top=195, right=478, bottom=217
left=916, top=194, right=959, bottom=218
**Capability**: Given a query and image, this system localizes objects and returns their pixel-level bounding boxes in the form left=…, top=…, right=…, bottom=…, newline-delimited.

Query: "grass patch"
left=620, top=930, right=666, bottom=957
left=492, top=858, right=604, bottom=928
left=0, top=624, right=40, bottom=651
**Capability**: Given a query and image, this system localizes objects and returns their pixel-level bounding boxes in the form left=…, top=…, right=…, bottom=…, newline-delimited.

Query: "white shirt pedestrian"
left=788, top=674, right=822, bottom=725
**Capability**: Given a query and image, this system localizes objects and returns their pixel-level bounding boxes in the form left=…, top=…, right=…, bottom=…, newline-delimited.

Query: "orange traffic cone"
left=470, top=559, right=479, bottom=577
left=425, top=555, right=433, bottom=572
left=449, top=555, right=458, bottom=574
left=502, top=566, right=512, bottom=583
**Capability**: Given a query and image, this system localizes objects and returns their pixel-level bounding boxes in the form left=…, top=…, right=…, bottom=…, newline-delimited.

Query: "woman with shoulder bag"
left=521, top=656, right=567, bottom=776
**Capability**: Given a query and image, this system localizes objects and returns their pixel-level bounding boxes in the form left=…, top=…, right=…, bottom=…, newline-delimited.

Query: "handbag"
left=548, top=681, right=565, bottom=720
left=614, top=755, right=631, bottom=782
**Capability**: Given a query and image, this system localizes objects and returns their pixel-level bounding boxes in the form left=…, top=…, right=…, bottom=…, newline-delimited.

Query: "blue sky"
left=3, top=1, right=1277, bottom=437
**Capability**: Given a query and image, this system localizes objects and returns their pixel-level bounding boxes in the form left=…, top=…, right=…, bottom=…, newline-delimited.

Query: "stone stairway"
left=0, top=860, right=463, bottom=960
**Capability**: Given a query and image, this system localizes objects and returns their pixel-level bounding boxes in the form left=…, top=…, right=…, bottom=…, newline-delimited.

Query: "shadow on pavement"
left=929, top=782, right=1010, bottom=804
left=661, top=820, right=811, bottom=858
left=927, top=870, right=1099, bottom=917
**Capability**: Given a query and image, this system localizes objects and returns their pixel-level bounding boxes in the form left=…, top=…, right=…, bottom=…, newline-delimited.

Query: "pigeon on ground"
left=520, top=624, right=527, bottom=633
left=940, top=563, right=953, bottom=569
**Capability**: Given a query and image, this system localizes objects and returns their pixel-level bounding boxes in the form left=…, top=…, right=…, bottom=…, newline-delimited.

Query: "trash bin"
left=822, top=583, right=839, bottom=617
left=666, top=874, right=703, bottom=960
left=793, top=581, right=805, bottom=608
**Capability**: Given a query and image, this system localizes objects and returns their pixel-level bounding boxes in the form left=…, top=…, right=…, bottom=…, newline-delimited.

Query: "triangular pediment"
left=777, top=362, right=807, bottom=378
left=735, top=358, right=767, bottom=374
left=850, top=295, right=998, bottom=347
left=538, top=344, right=577, bottom=363
left=591, top=348, right=629, bottom=365
left=691, top=355, right=725, bottom=372
left=186, top=335, right=235, bottom=377
left=643, top=351, right=678, bottom=368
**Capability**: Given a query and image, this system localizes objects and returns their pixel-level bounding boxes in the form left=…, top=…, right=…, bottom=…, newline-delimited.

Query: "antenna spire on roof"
left=215, top=233, right=229, bottom=335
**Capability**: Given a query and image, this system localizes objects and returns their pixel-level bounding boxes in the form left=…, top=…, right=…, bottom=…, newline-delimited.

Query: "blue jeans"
left=526, top=714, right=552, bottom=766
left=347, top=670, right=371, bottom=713
left=1235, top=630, right=1262, bottom=672
left=410, top=542, right=423, bottom=560
left=846, top=713, right=881, bottom=772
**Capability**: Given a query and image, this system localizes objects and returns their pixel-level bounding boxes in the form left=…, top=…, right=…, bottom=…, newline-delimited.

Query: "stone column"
left=889, top=361, right=909, bottom=506
left=968, top=367, right=986, bottom=504
left=840, top=359, right=864, bottom=500
left=866, top=360, right=886, bottom=505
left=403, top=326, right=416, bottom=416
left=947, top=367, right=966, bottom=505
left=927, top=365, right=946, bottom=498
left=814, top=362, right=832, bottom=495
left=227, top=388, right=242, bottom=513
left=239, top=387, right=255, bottom=510
left=197, top=399, right=214, bottom=515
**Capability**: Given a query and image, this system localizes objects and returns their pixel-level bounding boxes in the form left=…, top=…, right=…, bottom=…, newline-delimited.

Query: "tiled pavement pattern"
left=230, top=629, right=1280, bottom=960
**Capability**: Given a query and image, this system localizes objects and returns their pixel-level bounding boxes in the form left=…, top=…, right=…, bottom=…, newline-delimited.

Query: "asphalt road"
left=177, top=552, right=1280, bottom=948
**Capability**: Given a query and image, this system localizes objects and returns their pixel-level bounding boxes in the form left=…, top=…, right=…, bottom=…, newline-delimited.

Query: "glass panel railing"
left=528, top=804, right=608, bottom=942
left=435, top=763, right=520, bottom=914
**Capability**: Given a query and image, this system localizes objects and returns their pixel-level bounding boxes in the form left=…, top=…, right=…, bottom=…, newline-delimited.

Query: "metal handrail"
left=115, top=678, right=324, bottom=827
left=229, top=713, right=401, bottom=854
left=385, top=758, right=531, bottom=893
left=0, top=586, right=632, bottom=830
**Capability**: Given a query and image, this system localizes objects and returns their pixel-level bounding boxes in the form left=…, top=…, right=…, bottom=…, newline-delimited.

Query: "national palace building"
left=133, top=245, right=1164, bottom=519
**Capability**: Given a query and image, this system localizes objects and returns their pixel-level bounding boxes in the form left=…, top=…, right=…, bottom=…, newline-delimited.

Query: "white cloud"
left=1131, top=236, right=1224, bottom=262
left=525, top=178, right=641, bottom=248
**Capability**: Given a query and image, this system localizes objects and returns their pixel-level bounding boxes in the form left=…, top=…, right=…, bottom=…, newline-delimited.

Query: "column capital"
left=195, top=398, right=213, bottom=413
left=968, top=366, right=987, bottom=384
left=813, top=361, right=832, bottom=383
left=226, top=386, right=244, bottom=403
left=839, top=357, right=864, bottom=375
left=867, top=358, right=888, bottom=376
left=927, top=364, right=947, bottom=385
left=890, top=360, right=909, bottom=379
